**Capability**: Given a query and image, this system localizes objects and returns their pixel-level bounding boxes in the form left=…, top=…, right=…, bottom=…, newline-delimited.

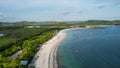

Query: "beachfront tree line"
left=0, top=28, right=51, bottom=57
left=0, top=27, right=52, bottom=51
left=0, top=28, right=62, bottom=68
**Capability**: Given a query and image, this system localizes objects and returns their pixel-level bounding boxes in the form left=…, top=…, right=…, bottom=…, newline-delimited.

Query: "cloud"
left=97, top=0, right=120, bottom=9
left=61, top=11, right=74, bottom=15
left=0, top=13, right=9, bottom=19
left=0, top=0, right=120, bottom=22
left=0, top=0, right=95, bottom=10
left=97, top=5, right=106, bottom=9
left=61, top=10, right=83, bottom=16
left=77, top=11, right=83, bottom=14
left=113, top=1, right=120, bottom=6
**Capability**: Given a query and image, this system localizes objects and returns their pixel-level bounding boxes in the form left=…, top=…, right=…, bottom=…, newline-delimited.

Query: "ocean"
left=57, top=26, right=120, bottom=68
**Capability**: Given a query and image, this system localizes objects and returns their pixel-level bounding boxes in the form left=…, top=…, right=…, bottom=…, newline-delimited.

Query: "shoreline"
left=33, top=25, right=114, bottom=68
left=34, top=29, right=66, bottom=68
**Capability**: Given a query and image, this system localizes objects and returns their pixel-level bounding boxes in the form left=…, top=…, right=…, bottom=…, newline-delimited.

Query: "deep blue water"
left=57, top=26, right=120, bottom=68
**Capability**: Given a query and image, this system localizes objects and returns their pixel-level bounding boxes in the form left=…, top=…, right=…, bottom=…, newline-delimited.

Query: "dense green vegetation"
left=0, top=27, right=50, bottom=51
left=0, top=26, right=62, bottom=68
left=35, top=20, right=120, bottom=28
left=0, top=38, right=16, bottom=46
left=1, top=20, right=120, bottom=27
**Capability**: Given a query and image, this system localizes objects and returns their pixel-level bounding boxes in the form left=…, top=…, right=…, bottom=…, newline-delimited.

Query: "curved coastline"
left=33, top=26, right=119, bottom=68
left=34, top=29, right=67, bottom=68
left=34, top=27, right=103, bottom=68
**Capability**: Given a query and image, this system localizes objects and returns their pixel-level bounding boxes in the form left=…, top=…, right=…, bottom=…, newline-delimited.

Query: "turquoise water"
left=57, top=26, right=120, bottom=68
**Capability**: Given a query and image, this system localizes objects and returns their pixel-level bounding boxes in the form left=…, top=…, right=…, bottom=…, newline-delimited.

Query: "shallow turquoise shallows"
left=57, top=26, right=120, bottom=68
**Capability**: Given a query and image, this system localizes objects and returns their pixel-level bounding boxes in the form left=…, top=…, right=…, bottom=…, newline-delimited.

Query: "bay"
left=57, top=26, right=120, bottom=68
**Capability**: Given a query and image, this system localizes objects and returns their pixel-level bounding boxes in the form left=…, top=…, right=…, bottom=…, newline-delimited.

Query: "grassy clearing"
left=0, top=38, right=17, bottom=46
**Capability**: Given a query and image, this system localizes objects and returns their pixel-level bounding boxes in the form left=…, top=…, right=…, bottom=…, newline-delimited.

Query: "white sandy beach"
left=34, top=29, right=66, bottom=68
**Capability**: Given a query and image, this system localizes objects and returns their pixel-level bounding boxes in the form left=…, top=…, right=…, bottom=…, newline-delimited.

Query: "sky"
left=0, top=0, right=120, bottom=22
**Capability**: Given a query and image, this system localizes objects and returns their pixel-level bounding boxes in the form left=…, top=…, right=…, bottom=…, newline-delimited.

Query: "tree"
left=22, top=40, right=31, bottom=49
left=8, top=59, right=19, bottom=68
